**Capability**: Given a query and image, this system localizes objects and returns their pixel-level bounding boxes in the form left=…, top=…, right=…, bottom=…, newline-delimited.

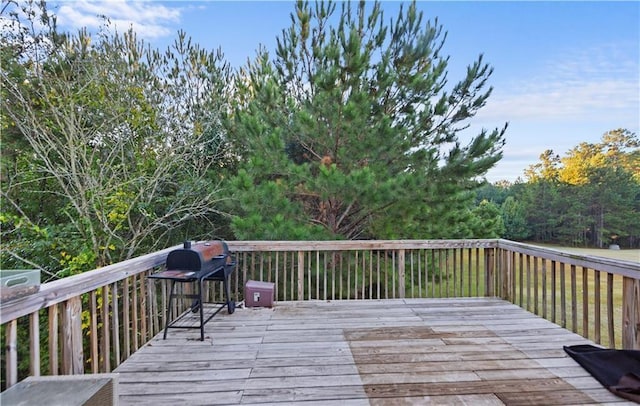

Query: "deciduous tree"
left=520, top=129, right=639, bottom=247
left=1, top=2, right=231, bottom=274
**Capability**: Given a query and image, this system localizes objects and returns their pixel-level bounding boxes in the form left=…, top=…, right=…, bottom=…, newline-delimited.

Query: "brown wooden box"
left=244, top=280, right=275, bottom=307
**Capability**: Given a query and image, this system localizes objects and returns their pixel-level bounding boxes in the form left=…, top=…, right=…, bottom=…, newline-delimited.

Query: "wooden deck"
left=114, top=298, right=633, bottom=405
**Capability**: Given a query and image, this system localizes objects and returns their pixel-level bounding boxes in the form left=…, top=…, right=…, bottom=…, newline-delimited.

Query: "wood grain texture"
left=114, top=298, right=634, bottom=405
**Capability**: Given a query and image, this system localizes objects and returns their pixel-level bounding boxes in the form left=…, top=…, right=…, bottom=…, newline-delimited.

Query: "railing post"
left=5, top=319, right=18, bottom=387
left=30, top=312, right=40, bottom=376
left=498, top=249, right=505, bottom=298
left=62, top=296, right=84, bottom=375
left=298, top=251, right=305, bottom=300
left=101, top=285, right=111, bottom=372
left=397, top=249, right=406, bottom=299
left=622, top=276, right=640, bottom=349
left=484, top=248, right=495, bottom=297
left=49, top=305, right=59, bottom=375
left=502, top=251, right=513, bottom=301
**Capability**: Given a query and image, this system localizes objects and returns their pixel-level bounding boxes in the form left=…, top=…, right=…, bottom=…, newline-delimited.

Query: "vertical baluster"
left=297, top=250, right=304, bottom=301
left=101, top=286, right=110, bottom=372
left=410, top=250, right=415, bottom=298
left=384, top=250, right=389, bottom=299
left=149, top=276, right=159, bottom=338
left=594, top=270, right=601, bottom=344
left=364, top=250, right=369, bottom=299
left=323, top=252, right=328, bottom=301
left=622, top=276, right=640, bottom=349
left=375, top=251, right=380, bottom=300
left=542, top=259, right=547, bottom=320
left=132, top=274, right=139, bottom=351
left=332, top=251, right=337, bottom=300
left=275, top=252, right=280, bottom=301
left=560, top=263, right=567, bottom=329
left=570, top=265, right=577, bottom=334
left=551, top=261, right=557, bottom=324
left=607, top=273, right=615, bottom=347
left=112, top=282, right=121, bottom=365
left=533, top=257, right=539, bottom=315
left=398, top=249, right=405, bottom=299
left=260, top=252, right=264, bottom=282
left=6, top=319, right=18, bottom=387
left=348, top=251, right=352, bottom=299
left=510, top=251, right=516, bottom=302
left=29, top=311, right=40, bottom=376
left=308, top=251, right=313, bottom=300
left=89, top=291, right=99, bottom=373
left=582, top=267, right=589, bottom=339
left=518, top=253, right=524, bottom=306
left=475, top=248, right=480, bottom=298
left=452, top=248, right=457, bottom=297
left=49, top=305, right=59, bottom=375
left=316, top=251, right=320, bottom=300
left=526, top=255, right=532, bottom=311
left=62, top=296, right=84, bottom=374
left=123, top=277, right=131, bottom=359
left=445, top=250, right=450, bottom=298
left=459, top=249, right=464, bottom=297
left=432, top=250, right=436, bottom=298
left=468, top=249, right=473, bottom=298
left=290, top=251, right=295, bottom=301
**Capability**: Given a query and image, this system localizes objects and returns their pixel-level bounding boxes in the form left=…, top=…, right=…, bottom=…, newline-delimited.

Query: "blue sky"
left=49, top=1, right=639, bottom=182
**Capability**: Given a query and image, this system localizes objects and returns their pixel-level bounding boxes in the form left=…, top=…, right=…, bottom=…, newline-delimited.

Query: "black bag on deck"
left=564, top=344, right=640, bottom=403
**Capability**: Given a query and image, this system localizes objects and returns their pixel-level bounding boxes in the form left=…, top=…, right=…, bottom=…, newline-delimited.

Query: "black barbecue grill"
left=148, top=240, right=235, bottom=340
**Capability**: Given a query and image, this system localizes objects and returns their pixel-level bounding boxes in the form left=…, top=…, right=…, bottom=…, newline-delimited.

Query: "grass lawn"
left=531, top=244, right=639, bottom=263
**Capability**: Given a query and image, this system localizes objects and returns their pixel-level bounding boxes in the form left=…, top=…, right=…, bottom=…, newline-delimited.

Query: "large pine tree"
left=226, top=1, right=506, bottom=240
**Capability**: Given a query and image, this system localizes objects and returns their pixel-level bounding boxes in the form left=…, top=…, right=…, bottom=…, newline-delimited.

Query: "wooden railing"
left=1, top=239, right=638, bottom=390
left=493, top=240, right=639, bottom=350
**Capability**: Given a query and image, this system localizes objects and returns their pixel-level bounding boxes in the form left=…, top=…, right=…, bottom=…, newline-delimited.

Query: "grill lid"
left=166, top=241, right=230, bottom=274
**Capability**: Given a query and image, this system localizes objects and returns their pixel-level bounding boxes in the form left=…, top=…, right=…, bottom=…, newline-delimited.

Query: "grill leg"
left=223, top=275, right=234, bottom=314
left=163, top=280, right=177, bottom=340
left=198, top=279, right=205, bottom=341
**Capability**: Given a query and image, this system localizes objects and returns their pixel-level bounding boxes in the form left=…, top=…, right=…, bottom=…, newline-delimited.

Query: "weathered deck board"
left=114, top=298, right=634, bottom=405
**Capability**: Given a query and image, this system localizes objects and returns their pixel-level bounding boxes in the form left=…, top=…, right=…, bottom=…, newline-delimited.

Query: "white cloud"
left=481, top=79, right=638, bottom=122
left=476, top=43, right=640, bottom=124
left=54, top=0, right=183, bottom=39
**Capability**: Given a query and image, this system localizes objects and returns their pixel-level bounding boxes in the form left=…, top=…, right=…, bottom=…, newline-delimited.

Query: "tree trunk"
left=598, top=205, right=605, bottom=248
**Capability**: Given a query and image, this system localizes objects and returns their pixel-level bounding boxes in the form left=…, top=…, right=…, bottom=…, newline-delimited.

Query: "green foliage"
left=226, top=0, right=506, bottom=240
left=469, top=200, right=505, bottom=238
left=500, top=196, right=530, bottom=241
left=475, top=181, right=512, bottom=206
left=1, top=1, right=232, bottom=274
left=498, top=129, right=640, bottom=248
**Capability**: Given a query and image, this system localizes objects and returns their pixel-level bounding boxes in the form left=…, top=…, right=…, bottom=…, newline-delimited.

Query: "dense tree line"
left=2, top=0, right=508, bottom=278
left=477, top=129, right=640, bottom=248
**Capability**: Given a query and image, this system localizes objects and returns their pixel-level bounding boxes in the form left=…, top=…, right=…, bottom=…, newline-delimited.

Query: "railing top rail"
left=497, top=239, right=640, bottom=278
left=226, top=239, right=499, bottom=251
left=0, top=245, right=178, bottom=324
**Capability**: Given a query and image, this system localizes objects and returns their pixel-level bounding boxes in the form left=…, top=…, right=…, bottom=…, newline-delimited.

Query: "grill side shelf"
left=148, top=270, right=197, bottom=281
